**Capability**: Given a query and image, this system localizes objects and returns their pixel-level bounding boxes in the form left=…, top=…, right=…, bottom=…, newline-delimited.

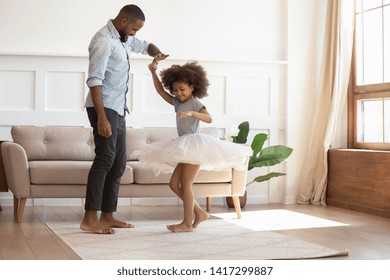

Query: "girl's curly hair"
left=160, top=61, right=209, bottom=99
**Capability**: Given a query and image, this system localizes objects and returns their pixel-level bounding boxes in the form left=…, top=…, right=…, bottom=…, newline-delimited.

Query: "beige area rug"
left=46, top=210, right=349, bottom=260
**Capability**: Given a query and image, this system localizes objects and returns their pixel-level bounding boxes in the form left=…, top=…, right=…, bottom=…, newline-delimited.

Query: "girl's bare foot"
left=167, top=222, right=193, bottom=232
left=193, top=210, right=209, bottom=228
left=80, top=220, right=115, bottom=234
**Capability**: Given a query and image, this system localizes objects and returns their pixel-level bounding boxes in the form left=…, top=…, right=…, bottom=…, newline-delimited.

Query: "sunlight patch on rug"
left=212, top=209, right=348, bottom=231
left=46, top=217, right=348, bottom=260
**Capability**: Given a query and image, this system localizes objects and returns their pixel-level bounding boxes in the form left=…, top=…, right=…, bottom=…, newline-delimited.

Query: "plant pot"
left=226, top=191, right=247, bottom=208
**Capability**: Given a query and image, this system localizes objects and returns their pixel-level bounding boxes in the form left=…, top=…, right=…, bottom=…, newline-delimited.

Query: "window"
left=349, top=0, right=390, bottom=149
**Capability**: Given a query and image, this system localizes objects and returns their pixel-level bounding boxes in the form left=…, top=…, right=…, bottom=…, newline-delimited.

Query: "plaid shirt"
left=85, top=20, right=149, bottom=116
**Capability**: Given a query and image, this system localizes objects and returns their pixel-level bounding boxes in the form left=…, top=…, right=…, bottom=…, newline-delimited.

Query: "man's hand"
left=149, top=53, right=168, bottom=72
left=97, top=117, right=112, bottom=138
left=154, top=53, right=169, bottom=62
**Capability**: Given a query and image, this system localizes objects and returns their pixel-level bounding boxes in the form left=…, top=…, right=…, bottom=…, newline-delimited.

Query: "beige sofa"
left=2, top=125, right=248, bottom=223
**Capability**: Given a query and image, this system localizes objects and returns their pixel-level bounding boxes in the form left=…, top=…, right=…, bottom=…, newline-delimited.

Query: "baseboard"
left=283, top=195, right=298, bottom=204
left=130, top=197, right=179, bottom=205
left=246, top=195, right=269, bottom=204
left=0, top=194, right=290, bottom=207
left=0, top=195, right=14, bottom=206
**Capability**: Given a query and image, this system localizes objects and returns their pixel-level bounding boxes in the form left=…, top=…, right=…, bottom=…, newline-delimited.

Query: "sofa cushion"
left=29, top=161, right=134, bottom=185
left=11, top=126, right=95, bottom=161
left=11, top=126, right=224, bottom=162
left=127, top=162, right=232, bottom=184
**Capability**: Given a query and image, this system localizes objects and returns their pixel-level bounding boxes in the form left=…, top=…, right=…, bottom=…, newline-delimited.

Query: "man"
left=81, top=4, right=168, bottom=234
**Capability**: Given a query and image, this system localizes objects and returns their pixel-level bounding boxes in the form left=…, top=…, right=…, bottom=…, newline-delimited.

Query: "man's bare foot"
left=167, top=222, right=193, bottom=232
left=193, top=210, right=209, bottom=228
left=81, top=210, right=115, bottom=234
left=100, top=212, right=135, bottom=228
left=80, top=220, right=115, bottom=234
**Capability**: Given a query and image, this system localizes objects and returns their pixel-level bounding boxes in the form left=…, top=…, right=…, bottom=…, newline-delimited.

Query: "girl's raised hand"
left=148, top=60, right=158, bottom=72
left=149, top=53, right=169, bottom=72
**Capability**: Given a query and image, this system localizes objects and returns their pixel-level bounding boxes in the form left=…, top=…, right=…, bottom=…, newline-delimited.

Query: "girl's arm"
left=149, top=60, right=174, bottom=105
left=177, top=107, right=213, bottom=124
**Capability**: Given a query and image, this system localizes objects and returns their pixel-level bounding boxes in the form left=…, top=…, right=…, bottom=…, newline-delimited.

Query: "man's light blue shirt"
left=85, top=20, right=149, bottom=116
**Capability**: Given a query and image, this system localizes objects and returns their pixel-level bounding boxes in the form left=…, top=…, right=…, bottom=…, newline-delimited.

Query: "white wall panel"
left=205, top=76, right=226, bottom=114
left=126, top=73, right=134, bottom=112
left=0, top=70, right=35, bottom=111
left=45, top=71, right=85, bottom=111
left=233, top=76, right=270, bottom=115
left=141, top=74, right=171, bottom=113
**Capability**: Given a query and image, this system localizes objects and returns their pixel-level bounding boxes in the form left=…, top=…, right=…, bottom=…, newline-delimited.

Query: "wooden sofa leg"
left=16, top=198, right=27, bottom=223
left=206, top=197, right=212, bottom=212
left=13, top=195, right=19, bottom=216
left=231, top=196, right=242, bottom=219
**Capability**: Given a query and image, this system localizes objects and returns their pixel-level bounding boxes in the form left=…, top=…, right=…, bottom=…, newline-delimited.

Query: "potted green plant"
left=226, top=121, right=293, bottom=207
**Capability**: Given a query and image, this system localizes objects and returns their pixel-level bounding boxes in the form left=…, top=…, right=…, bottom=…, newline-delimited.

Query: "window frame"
left=348, top=2, right=390, bottom=150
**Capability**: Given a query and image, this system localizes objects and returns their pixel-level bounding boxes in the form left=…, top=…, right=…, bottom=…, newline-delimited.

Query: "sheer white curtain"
left=297, top=0, right=355, bottom=205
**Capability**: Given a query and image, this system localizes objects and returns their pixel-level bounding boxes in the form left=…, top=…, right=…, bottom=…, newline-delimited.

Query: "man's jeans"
left=85, top=107, right=126, bottom=212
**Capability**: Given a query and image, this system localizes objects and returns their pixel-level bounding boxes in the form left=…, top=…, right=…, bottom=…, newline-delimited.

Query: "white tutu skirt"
left=138, top=133, right=251, bottom=174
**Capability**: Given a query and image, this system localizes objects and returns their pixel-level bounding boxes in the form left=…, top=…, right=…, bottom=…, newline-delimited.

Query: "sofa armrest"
left=1, top=142, right=31, bottom=198
left=230, top=156, right=249, bottom=196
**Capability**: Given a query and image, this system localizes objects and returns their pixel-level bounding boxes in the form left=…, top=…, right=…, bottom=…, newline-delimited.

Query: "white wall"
left=286, top=0, right=328, bottom=202
left=0, top=0, right=286, bottom=61
left=0, top=0, right=328, bottom=206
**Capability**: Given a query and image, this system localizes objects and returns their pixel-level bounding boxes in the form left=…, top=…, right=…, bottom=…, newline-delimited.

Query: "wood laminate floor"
left=1, top=203, right=390, bottom=260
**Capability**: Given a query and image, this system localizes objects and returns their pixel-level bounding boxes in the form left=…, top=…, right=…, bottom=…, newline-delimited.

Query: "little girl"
left=140, top=58, right=249, bottom=232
